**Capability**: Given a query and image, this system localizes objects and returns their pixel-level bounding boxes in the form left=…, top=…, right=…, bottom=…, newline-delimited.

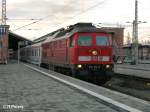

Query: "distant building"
left=101, top=27, right=124, bottom=47
left=123, top=44, right=150, bottom=61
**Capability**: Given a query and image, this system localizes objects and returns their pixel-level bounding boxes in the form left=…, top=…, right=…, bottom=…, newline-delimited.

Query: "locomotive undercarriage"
left=71, top=64, right=114, bottom=83
left=41, top=62, right=113, bottom=84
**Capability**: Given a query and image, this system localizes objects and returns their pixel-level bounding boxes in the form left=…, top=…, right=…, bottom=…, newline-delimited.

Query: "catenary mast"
left=2, top=0, right=6, bottom=25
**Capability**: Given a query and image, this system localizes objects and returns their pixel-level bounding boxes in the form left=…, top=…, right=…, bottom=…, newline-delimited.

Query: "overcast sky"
left=1, top=0, right=150, bottom=43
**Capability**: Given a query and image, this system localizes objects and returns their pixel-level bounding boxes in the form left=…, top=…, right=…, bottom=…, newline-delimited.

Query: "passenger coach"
left=20, top=43, right=42, bottom=66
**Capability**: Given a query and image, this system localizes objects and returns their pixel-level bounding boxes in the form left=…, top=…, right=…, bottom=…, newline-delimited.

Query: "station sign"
left=0, top=26, right=6, bottom=37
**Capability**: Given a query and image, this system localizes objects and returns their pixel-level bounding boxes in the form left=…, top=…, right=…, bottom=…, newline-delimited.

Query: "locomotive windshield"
left=96, top=36, right=109, bottom=46
left=78, top=36, right=92, bottom=46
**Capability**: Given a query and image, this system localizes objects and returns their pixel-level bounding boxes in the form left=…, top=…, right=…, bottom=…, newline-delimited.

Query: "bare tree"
left=126, top=32, right=131, bottom=45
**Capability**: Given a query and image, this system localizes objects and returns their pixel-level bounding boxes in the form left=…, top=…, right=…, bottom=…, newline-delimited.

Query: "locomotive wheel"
left=71, top=69, right=78, bottom=77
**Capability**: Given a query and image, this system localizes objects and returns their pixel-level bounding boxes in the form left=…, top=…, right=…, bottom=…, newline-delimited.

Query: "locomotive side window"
left=96, top=36, right=109, bottom=46
left=78, top=36, right=92, bottom=46
left=59, top=40, right=62, bottom=47
left=0, top=41, right=2, bottom=48
left=70, top=37, right=75, bottom=47
left=54, top=42, right=57, bottom=48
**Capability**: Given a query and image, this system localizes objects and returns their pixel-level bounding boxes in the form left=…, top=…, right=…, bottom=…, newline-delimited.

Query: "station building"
left=0, top=25, right=9, bottom=63
left=8, top=32, right=32, bottom=59
left=0, top=25, right=32, bottom=63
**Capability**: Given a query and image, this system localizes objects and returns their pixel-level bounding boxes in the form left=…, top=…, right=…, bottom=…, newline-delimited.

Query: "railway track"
left=103, top=73, right=150, bottom=102
left=76, top=74, right=150, bottom=102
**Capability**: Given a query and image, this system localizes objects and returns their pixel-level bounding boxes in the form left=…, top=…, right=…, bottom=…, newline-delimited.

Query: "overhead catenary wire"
left=44, top=0, right=107, bottom=29
left=12, top=19, right=44, bottom=31
left=34, top=0, right=108, bottom=38
left=12, top=0, right=107, bottom=32
left=7, top=18, right=40, bottom=21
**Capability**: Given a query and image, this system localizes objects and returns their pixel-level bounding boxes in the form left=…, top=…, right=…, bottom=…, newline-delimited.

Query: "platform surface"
left=0, top=62, right=117, bottom=112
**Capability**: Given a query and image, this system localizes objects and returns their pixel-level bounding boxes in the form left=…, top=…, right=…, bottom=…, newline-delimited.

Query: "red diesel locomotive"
left=41, top=23, right=114, bottom=82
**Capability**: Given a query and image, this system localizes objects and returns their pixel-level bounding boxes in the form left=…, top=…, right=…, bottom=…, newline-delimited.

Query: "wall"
left=0, top=25, right=9, bottom=63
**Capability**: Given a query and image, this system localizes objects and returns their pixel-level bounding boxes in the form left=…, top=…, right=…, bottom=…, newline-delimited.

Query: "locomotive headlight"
left=77, top=64, right=82, bottom=68
left=106, top=65, right=110, bottom=68
left=92, top=50, right=98, bottom=55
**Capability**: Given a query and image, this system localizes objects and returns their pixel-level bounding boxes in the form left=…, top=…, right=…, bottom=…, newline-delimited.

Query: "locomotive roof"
left=57, top=23, right=107, bottom=36
left=34, top=28, right=64, bottom=43
left=31, top=42, right=42, bottom=47
left=43, top=30, right=63, bottom=43
left=43, top=23, right=111, bottom=43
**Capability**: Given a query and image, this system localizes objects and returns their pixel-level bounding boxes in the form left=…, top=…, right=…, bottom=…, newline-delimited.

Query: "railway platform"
left=115, top=64, right=150, bottom=79
left=0, top=61, right=150, bottom=112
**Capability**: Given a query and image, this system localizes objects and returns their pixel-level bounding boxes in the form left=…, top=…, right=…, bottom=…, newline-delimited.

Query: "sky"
left=1, top=0, right=150, bottom=43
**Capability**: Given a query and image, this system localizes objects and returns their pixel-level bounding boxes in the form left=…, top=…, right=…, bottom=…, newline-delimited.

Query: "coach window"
left=35, top=50, right=36, bottom=56
left=36, top=50, right=38, bottom=56
left=36, top=49, right=38, bottom=56
left=28, top=50, right=29, bottom=56
left=78, top=36, right=92, bottom=46
left=39, top=49, right=40, bottom=56
left=34, top=50, right=35, bottom=56
left=31, top=50, right=33, bottom=56
left=33, top=50, right=35, bottom=56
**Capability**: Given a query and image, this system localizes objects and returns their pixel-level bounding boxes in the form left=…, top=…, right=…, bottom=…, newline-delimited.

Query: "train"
left=20, top=23, right=114, bottom=83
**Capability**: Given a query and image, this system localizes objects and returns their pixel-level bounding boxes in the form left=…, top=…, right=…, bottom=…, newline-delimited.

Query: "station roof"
left=8, top=32, right=33, bottom=51
left=9, top=32, right=32, bottom=43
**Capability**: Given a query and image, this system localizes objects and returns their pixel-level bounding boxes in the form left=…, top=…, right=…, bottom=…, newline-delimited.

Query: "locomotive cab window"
left=78, top=36, right=92, bottom=46
left=96, top=36, right=109, bottom=46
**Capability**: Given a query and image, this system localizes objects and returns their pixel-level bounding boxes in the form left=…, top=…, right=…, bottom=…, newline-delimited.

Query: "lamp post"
left=126, top=0, right=148, bottom=65
left=126, top=20, right=147, bottom=64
